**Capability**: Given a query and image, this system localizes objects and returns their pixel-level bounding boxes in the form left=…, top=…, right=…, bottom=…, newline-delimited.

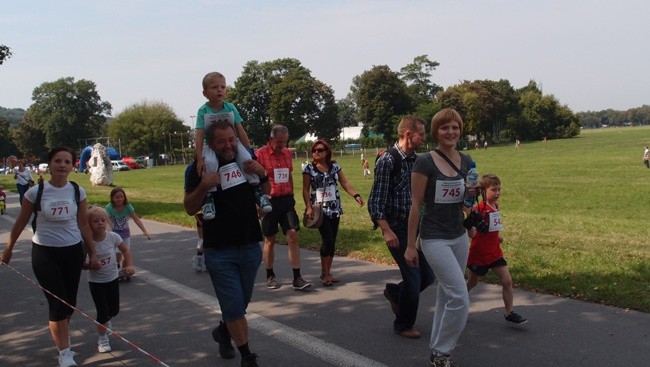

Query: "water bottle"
left=463, top=161, right=478, bottom=208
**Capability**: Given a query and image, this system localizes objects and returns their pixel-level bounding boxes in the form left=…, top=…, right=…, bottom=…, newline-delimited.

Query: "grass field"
left=2, top=126, right=649, bottom=312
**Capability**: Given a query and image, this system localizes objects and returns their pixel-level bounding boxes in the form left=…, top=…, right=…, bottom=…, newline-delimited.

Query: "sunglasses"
left=312, top=148, right=327, bottom=153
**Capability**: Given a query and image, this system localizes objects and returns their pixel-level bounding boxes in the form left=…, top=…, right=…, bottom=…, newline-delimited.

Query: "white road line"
left=136, top=270, right=390, bottom=367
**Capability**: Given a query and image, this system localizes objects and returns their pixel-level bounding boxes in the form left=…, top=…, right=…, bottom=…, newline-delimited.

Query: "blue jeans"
left=204, top=242, right=262, bottom=321
left=387, top=226, right=436, bottom=332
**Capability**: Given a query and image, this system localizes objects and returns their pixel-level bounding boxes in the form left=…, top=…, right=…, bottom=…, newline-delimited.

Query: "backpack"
left=370, top=147, right=403, bottom=229
left=31, top=181, right=81, bottom=232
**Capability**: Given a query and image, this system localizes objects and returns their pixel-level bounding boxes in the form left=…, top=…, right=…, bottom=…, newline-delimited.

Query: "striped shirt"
left=368, top=143, right=416, bottom=230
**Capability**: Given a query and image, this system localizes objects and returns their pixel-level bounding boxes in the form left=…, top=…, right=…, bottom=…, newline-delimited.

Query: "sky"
left=1, top=0, right=649, bottom=128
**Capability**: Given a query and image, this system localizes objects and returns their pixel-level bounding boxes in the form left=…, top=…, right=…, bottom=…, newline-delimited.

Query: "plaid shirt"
left=368, top=143, right=417, bottom=230
left=255, top=144, right=294, bottom=197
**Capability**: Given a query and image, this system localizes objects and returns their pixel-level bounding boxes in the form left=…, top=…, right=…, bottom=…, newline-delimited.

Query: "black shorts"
left=467, top=257, right=507, bottom=276
left=261, top=195, right=300, bottom=237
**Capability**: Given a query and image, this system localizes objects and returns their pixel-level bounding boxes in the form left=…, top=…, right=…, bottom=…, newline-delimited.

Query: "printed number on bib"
left=315, top=186, right=336, bottom=203
left=434, top=179, right=465, bottom=204
left=489, top=211, right=503, bottom=232
left=42, top=199, right=76, bottom=221
left=274, top=168, right=290, bottom=184
left=219, top=162, right=247, bottom=190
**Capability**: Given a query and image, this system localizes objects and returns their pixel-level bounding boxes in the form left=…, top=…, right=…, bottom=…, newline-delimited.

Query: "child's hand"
left=123, top=266, right=135, bottom=276
left=143, top=232, right=151, bottom=240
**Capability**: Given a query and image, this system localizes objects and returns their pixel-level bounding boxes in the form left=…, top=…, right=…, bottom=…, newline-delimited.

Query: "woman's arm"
left=405, top=171, right=428, bottom=268
left=78, top=199, right=100, bottom=269
left=337, top=169, right=364, bottom=206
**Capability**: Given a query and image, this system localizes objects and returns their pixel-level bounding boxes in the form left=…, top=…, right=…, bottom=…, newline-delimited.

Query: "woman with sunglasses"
left=302, top=140, right=364, bottom=286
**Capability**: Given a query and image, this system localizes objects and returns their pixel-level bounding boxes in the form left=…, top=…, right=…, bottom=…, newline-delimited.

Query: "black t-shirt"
left=184, top=161, right=262, bottom=249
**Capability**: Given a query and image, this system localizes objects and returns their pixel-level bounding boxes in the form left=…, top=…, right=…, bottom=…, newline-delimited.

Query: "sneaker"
left=430, top=353, right=459, bottom=367
left=192, top=254, right=204, bottom=272
left=259, top=194, right=273, bottom=213
left=58, top=348, right=77, bottom=367
left=97, top=334, right=111, bottom=353
left=211, top=322, right=235, bottom=359
left=505, top=311, right=527, bottom=324
left=266, top=276, right=280, bottom=289
left=202, top=195, right=216, bottom=220
left=292, top=276, right=311, bottom=290
left=241, top=353, right=259, bottom=367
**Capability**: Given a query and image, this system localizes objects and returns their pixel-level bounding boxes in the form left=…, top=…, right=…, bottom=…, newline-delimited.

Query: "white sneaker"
left=58, top=348, right=77, bottom=367
left=259, top=194, right=273, bottom=213
left=192, top=254, right=204, bottom=272
left=97, top=334, right=112, bottom=353
left=202, top=198, right=216, bottom=220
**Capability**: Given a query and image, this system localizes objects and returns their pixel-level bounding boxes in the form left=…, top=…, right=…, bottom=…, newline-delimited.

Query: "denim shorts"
left=204, top=242, right=262, bottom=321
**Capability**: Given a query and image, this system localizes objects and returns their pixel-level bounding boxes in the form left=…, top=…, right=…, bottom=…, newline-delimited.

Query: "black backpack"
left=31, top=181, right=81, bottom=232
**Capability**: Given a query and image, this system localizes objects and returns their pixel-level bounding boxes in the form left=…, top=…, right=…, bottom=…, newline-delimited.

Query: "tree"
left=350, top=65, right=413, bottom=145
left=399, top=54, right=442, bottom=106
left=107, top=101, right=186, bottom=158
left=336, top=95, right=358, bottom=128
left=230, top=58, right=338, bottom=145
left=0, top=117, right=18, bottom=157
left=13, top=110, right=47, bottom=159
left=0, top=45, right=12, bottom=65
left=23, top=77, right=111, bottom=156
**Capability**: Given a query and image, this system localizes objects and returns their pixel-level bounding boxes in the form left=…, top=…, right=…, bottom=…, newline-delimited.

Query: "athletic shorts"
left=467, top=257, right=508, bottom=276
left=261, top=195, right=300, bottom=237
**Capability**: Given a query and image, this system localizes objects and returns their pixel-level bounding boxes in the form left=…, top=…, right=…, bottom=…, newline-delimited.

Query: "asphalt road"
left=1, top=192, right=648, bottom=366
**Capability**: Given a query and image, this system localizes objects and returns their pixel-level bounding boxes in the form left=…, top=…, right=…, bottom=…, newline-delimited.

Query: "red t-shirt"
left=255, top=144, right=294, bottom=197
left=467, top=201, right=504, bottom=266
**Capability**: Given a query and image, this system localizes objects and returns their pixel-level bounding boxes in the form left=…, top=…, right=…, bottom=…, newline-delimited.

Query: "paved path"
left=0, top=192, right=648, bottom=366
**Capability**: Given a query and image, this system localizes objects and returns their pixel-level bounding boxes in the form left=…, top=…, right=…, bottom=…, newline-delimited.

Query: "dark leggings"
left=31, top=242, right=84, bottom=321
left=318, top=215, right=340, bottom=257
left=16, top=183, right=29, bottom=205
left=89, top=279, right=120, bottom=324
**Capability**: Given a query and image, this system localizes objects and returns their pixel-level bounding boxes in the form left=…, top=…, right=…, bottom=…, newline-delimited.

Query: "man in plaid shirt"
left=368, top=115, right=436, bottom=339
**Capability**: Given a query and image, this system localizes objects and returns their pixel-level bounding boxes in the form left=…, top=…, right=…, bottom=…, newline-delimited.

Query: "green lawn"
left=2, top=126, right=649, bottom=312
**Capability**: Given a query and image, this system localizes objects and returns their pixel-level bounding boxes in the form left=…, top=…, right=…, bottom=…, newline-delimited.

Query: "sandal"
left=320, top=273, right=334, bottom=286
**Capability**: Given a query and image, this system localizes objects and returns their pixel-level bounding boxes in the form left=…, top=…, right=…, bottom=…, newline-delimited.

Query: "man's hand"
left=382, top=227, right=399, bottom=249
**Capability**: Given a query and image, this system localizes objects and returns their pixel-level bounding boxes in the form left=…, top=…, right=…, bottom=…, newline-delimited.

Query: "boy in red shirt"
left=467, top=174, right=527, bottom=324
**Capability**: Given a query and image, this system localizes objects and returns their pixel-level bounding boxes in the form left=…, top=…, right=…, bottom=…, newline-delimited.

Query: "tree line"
left=4, top=50, right=647, bottom=162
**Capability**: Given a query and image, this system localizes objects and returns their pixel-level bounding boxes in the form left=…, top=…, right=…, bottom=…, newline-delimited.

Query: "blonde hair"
left=430, top=108, right=464, bottom=141
left=87, top=205, right=111, bottom=230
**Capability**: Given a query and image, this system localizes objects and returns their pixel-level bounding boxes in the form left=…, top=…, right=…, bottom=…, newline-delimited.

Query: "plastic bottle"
left=463, top=161, right=478, bottom=208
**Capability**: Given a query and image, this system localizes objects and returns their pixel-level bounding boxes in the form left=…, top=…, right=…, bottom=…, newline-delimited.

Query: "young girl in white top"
left=86, top=205, right=134, bottom=353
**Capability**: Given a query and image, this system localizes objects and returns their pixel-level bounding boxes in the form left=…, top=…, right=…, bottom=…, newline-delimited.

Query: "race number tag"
left=274, top=168, right=290, bottom=183
left=488, top=211, right=503, bottom=232
left=315, top=185, right=336, bottom=203
left=204, top=112, right=235, bottom=129
left=434, top=179, right=465, bottom=204
left=219, top=162, right=247, bottom=190
left=41, top=198, right=76, bottom=221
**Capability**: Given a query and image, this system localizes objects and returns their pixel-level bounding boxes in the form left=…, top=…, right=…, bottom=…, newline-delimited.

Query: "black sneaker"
left=505, top=311, right=527, bottom=324
left=211, top=322, right=235, bottom=359
left=241, top=353, right=259, bottom=367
